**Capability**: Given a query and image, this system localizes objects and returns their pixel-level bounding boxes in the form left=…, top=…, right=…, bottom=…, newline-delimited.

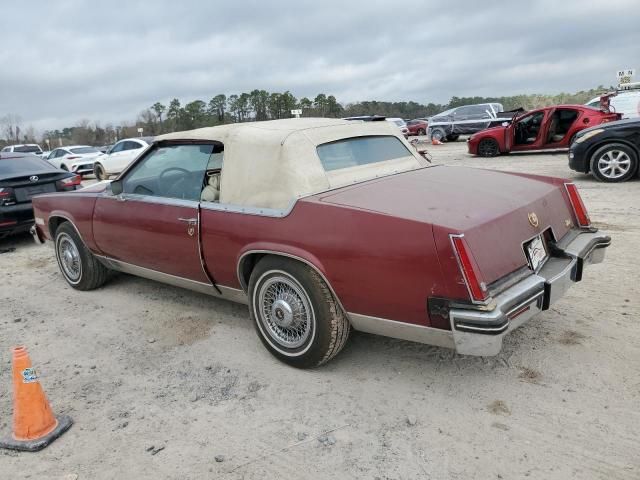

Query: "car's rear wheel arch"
left=237, top=250, right=346, bottom=312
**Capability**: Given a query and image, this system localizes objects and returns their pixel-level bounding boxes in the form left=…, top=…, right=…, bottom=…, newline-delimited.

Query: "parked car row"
left=2, top=138, right=153, bottom=181
left=0, top=152, right=81, bottom=238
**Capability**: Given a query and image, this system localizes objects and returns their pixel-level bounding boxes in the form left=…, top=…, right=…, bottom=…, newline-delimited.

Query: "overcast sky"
left=2, top=0, right=639, bottom=132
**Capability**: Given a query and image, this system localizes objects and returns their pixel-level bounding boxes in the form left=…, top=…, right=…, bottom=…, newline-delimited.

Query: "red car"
left=406, top=119, right=428, bottom=136
left=30, top=119, right=610, bottom=368
left=468, top=105, right=621, bottom=157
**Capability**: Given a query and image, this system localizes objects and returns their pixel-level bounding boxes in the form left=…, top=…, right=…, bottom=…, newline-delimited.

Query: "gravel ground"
left=1, top=140, right=638, bottom=479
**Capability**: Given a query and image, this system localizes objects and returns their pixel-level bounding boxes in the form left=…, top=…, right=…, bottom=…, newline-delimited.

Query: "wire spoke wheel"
left=257, top=274, right=314, bottom=349
left=56, top=233, right=82, bottom=283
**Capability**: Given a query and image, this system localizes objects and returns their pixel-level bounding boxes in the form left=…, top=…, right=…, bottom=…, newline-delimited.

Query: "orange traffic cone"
left=0, top=346, right=72, bottom=451
left=432, top=137, right=443, bottom=145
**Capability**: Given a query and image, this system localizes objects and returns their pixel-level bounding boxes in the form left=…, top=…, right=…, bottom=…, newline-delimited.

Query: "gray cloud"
left=1, top=0, right=638, bottom=132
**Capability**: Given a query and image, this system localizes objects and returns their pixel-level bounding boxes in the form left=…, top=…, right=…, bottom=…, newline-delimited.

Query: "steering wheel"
left=158, top=167, right=190, bottom=197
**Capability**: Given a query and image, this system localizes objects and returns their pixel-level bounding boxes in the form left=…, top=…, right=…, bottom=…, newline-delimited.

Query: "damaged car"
left=468, top=105, right=622, bottom=157
left=30, top=118, right=610, bottom=368
left=427, top=103, right=508, bottom=142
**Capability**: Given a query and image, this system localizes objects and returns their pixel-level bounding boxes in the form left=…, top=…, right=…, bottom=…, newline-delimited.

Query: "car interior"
left=514, top=111, right=545, bottom=145
left=545, top=109, right=579, bottom=144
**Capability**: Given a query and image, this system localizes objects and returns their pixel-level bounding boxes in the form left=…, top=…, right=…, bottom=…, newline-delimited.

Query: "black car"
left=0, top=153, right=81, bottom=238
left=569, top=118, right=640, bottom=183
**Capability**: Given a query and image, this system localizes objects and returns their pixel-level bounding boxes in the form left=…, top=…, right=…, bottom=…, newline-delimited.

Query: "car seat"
left=201, top=173, right=220, bottom=202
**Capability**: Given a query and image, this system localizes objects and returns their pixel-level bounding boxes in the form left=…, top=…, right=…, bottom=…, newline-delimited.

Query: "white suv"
left=1, top=144, right=44, bottom=156
left=93, top=137, right=152, bottom=180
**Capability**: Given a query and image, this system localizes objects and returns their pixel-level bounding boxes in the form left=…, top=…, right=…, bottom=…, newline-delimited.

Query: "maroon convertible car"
left=31, top=118, right=610, bottom=368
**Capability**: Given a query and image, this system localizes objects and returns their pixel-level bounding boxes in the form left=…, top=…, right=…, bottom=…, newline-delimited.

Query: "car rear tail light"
left=450, top=234, right=488, bottom=303
left=0, top=220, right=18, bottom=227
left=66, top=156, right=81, bottom=160
left=0, top=187, right=15, bottom=205
left=60, top=175, right=82, bottom=187
left=564, top=183, right=591, bottom=228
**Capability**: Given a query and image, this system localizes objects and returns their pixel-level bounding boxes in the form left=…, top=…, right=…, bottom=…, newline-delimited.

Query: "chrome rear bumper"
left=450, top=229, right=610, bottom=356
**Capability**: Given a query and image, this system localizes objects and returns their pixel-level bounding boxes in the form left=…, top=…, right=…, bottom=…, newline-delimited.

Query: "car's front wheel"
left=248, top=256, right=350, bottom=368
left=477, top=138, right=500, bottom=157
left=431, top=128, right=446, bottom=142
left=590, top=143, right=638, bottom=182
left=94, top=163, right=108, bottom=181
left=54, top=222, right=110, bottom=290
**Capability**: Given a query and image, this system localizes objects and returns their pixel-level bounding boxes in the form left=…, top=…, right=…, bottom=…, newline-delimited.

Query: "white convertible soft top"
left=157, top=118, right=427, bottom=210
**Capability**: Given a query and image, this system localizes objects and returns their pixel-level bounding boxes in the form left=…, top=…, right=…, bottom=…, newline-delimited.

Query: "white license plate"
left=526, top=235, right=548, bottom=271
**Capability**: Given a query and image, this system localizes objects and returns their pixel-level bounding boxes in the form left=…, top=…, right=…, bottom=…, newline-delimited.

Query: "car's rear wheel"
left=590, top=143, right=638, bottom=182
left=477, top=138, right=500, bottom=157
left=94, top=163, right=108, bottom=181
left=431, top=128, right=446, bottom=142
left=417, top=128, right=426, bottom=136
left=54, top=222, right=110, bottom=290
left=248, top=256, right=350, bottom=368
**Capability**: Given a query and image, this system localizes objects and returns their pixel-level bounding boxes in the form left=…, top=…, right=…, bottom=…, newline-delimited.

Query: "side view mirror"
left=111, top=179, right=123, bottom=195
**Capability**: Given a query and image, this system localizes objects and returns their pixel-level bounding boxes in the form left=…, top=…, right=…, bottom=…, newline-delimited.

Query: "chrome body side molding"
left=95, top=256, right=248, bottom=304
left=348, top=313, right=455, bottom=350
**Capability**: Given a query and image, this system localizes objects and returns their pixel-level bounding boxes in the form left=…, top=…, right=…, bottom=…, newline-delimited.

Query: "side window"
left=122, top=144, right=216, bottom=201
left=125, top=141, right=142, bottom=150
left=470, top=105, right=491, bottom=118
left=1, top=147, right=9, bottom=152
left=111, top=142, right=125, bottom=153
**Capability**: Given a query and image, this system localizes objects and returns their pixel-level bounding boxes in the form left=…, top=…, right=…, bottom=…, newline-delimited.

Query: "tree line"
left=1, top=86, right=612, bottom=149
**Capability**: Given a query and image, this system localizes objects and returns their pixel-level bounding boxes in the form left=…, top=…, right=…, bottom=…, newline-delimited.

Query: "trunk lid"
left=316, top=166, right=575, bottom=285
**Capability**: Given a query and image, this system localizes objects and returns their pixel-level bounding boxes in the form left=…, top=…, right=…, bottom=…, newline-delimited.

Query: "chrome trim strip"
left=348, top=313, right=455, bottom=350
left=102, top=193, right=200, bottom=209
left=200, top=199, right=297, bottom=218
left=95, top=255, right=247, bottom=303
left=237, top=249, right=347, bottom=315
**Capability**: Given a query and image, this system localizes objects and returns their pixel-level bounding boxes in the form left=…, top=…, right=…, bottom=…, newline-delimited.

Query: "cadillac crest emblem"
left=528, top=212, right=539, bottom=228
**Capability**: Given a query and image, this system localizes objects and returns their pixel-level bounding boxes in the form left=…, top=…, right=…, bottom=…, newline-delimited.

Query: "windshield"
left=70, top=146, right=99, bottom=154
left=14, top=145, right=42, bottom=153
left=316, top=136, right=413, bottom=172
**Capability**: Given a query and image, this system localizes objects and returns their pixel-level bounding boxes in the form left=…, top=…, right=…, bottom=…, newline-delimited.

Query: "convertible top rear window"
left=317, top=136, right=412, bottom=172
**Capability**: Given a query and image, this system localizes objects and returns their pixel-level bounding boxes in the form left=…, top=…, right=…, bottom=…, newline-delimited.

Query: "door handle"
left=178, top=217, right=198, bottom=237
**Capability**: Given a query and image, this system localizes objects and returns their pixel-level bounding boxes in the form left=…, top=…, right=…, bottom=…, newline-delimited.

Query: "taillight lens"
left=450, top=234, right=488, bottom=303
left=0, top=187, right=15, bottom=205
left=66, top=155, right=81, bottom=160
left=60, top=175, right=82, bottom=187
left=564, top=183, right=590, bottom=227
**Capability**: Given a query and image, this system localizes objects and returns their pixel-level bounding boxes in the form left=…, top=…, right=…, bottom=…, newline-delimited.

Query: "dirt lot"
left=1, top=141, right=639, bottom=479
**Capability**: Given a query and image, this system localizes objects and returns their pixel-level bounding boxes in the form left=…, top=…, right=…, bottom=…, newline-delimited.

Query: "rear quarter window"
left=316, top=136, right=413, bottom=172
